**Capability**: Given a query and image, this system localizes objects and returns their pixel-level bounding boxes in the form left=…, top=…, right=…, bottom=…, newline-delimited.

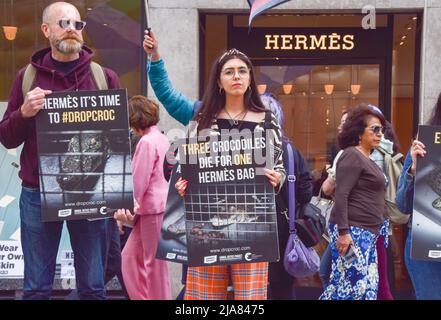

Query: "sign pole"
left=144, top=0, right=153, bottom=73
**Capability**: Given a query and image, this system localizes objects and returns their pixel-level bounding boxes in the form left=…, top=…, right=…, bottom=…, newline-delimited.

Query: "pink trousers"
left=121, top=214, right=171, bottom=300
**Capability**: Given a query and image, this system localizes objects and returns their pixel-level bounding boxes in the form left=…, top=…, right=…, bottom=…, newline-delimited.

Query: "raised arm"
left=144, top=30, right=198, bottom=126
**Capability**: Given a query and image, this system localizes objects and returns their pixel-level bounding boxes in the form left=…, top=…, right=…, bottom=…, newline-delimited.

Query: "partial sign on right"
left=412, top=125, right=441, bottom=261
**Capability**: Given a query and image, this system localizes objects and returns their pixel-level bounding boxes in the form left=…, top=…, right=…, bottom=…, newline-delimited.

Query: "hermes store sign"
left=230, top=27, right=389, bottom=59
left=264, top=33, right=355, bottom=51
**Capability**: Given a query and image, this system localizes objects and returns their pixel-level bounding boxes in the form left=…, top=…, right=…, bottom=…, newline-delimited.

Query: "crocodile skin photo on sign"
left=56, top=132, right=110, bottom=191
left=37, top=129, right=133, bottom=216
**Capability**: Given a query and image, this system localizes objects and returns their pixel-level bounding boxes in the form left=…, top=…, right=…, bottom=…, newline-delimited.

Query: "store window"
left=254, top=63, right=380, bottom=183
left=391, top=14, right=419, bottom=154
left=0, top=0, right=142, bottom=100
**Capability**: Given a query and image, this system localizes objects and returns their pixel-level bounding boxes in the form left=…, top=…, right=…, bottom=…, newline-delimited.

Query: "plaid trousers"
left=184, top=262, right=268, bottom=300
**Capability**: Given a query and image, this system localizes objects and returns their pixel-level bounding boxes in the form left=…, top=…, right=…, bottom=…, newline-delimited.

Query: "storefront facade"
left=147, top=2, right=429, bottom=293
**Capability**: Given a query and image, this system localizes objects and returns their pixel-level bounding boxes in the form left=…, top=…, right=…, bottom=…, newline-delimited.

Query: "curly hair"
left=338, top=104, right=386, bottom=150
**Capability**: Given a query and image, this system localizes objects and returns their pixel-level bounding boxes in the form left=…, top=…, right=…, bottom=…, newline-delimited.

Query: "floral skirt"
left=319, top=221, right=389, bottom=300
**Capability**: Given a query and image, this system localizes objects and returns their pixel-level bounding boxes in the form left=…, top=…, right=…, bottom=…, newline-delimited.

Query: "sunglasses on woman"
left=369, top=125, right=385, bottom=135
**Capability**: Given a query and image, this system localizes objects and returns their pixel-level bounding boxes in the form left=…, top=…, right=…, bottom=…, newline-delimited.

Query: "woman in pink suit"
left=114, top=95, right=171, bottom=300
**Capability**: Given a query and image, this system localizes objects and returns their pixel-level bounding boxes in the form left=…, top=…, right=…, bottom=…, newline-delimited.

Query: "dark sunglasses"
left=369, top=125, right=385, bottom=135
left=58, top=19, right=86, bottom=31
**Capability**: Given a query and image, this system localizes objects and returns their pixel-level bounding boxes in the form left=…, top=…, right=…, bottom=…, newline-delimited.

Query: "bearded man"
left=0, top=1, right=119, bottom=300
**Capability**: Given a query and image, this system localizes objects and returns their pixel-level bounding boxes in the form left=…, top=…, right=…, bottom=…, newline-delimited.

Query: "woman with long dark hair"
left=192, top=50, right=270, bottom=130
left=175, top=48, right=286, bottom=300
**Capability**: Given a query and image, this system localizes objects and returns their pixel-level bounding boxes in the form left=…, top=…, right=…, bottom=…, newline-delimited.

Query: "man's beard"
left=52, top=36, right=84, bottom=54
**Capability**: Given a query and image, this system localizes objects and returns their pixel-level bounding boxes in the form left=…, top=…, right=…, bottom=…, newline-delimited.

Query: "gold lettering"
left=435, top=132, right=441, bottom=144
left=263, top=33, right=356, bottom=51
left=329, top=33, right=341, bottom=50
left=97, top=110, right=104, bottom=121
left=310, top=35, right=327, bottom=50
left=182, top=144, right=188, bottom=156
left=105, top=110, right=115, bottom=121
left=181, top=142, right=210, bottom=155
left=294, top=35, right=308, bottom=50
left=280, top=35, right=293, bottom=50
left=265, top=35, right=280, bottom=49
left=343, top=35, right=355, bottom=50
left=233, top=153, right=252, bottom=165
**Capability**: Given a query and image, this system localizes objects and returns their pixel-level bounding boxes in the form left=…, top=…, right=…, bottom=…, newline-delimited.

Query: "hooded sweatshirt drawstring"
left=50, top=70, right=56, bottom=88
left=74, top=72, right=79, bottom=91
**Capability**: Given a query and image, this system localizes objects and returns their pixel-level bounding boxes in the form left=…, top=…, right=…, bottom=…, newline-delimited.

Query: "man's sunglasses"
left=58, top=19, right=86, bottom=31
left=369, top=125, right=385, bottom=135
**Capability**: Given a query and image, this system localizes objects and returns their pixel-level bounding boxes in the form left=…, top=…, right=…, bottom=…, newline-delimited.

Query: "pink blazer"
left=132, top=125, right=170, bottom=215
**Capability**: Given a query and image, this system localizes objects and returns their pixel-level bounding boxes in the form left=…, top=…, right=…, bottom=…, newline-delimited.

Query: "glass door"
left=254, top=64, right=380, bottom=193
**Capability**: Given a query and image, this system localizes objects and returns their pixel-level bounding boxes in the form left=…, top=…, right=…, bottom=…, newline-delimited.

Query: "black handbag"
left=295, top=202, right=326, bottom=247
